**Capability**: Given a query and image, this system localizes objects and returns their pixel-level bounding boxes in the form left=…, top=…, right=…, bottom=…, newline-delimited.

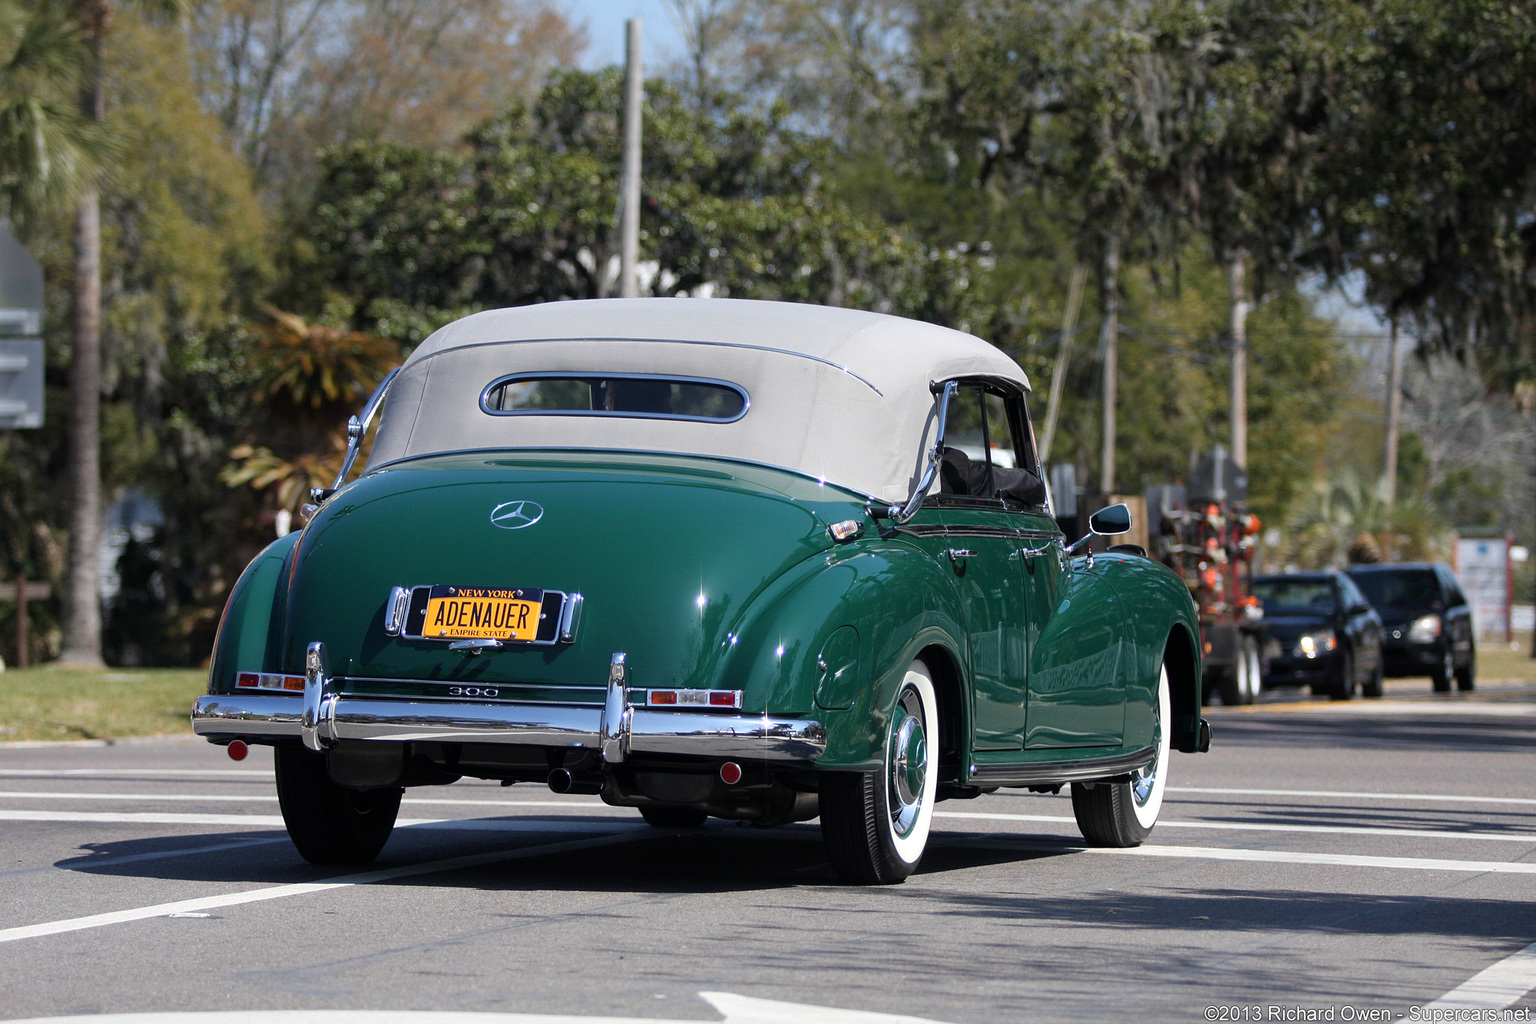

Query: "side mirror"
left=1088, top=502, right=1132, bottom=536
left=1068, top=502, right=1133, bottom=558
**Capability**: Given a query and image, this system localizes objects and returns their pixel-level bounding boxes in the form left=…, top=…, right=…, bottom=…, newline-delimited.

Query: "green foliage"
left=0, top=0, right=103, bottom=223
left=293, top=70, right=982, bottom=332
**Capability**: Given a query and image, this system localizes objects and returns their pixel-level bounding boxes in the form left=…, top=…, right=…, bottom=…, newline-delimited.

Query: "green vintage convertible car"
left=193, top=298, right=1208, bottom=884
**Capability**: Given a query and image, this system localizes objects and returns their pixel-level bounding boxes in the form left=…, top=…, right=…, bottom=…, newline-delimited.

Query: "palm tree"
left=0, top=2, right=98, bottom=223
left=56, top=0, right=186, bottom=666
left=1283, top=470, right=1451, bottom=569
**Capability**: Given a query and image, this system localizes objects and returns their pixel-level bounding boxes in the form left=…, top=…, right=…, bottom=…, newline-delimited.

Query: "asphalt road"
left=1, top=678, right=1534, bottom=1024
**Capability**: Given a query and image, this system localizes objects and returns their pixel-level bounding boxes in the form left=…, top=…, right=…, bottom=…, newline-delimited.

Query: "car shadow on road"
left=49, top=818, right=1083, bottom=893
left=1204, top=711, right=1536, bottom=752
left=894, top=875, right=1536, bottom=943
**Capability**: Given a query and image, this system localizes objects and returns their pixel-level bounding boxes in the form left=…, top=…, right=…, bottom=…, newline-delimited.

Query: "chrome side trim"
left=600, top=653, right=631, bottom=763
left=558, top=593, right=583, bottom=643
left=966, top=746, right=1155, bottom=787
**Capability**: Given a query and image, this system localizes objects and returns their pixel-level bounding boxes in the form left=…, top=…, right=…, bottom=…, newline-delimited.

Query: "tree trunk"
left=1382, top=319, right=1404, bottom=504
left=60, top=3, right=108, bottom=667
left=60, top=183, right=104, bottom=667
left=1228, top=255, right=1249, bottom=470
left=1098, top=236, right=1120, bottom=494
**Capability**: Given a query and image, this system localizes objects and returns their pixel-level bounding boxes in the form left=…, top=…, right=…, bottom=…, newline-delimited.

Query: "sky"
left=561, top=0, right=685, bottom=70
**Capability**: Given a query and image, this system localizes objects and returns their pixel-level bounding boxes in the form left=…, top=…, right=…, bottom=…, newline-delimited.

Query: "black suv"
left=1346, top=562, right=1475, bottom=693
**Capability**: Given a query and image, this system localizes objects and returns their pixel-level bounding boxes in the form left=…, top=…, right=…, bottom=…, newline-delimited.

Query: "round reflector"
left=719, top=761, right=742, bottom=785
left=227, top=740, right=249, bottom=761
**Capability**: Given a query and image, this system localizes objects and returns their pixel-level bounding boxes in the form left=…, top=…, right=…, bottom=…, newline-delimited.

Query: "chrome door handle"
left=946, top=548, right=977, bottom=561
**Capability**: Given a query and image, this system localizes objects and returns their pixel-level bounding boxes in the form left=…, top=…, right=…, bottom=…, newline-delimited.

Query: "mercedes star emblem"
left=490, top=500, right=544, bottom=530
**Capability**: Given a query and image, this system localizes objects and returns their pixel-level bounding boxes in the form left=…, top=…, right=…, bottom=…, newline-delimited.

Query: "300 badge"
left=446, top=685, right=500, bottom=699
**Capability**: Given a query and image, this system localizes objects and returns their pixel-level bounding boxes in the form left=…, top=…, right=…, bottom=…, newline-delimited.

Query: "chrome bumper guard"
left=191, top=645, right=826, bottom=766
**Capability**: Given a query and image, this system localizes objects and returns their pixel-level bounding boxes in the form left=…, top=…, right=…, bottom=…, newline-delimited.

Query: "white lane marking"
left=935, top=810, right=1536, bottom=843
left=1088, top=843, right=1536, bottom=874
left=0, top=830, right=646, bottom=946
left=0, top=810, right=629, bottom=830
left=0, top=790, right=605, bottom=809
left=1429, top=939, right=1536, bottom=1009
left=1170, top=786, right=1536, bottom=808
left=0, top=991, right=955, bottom=1023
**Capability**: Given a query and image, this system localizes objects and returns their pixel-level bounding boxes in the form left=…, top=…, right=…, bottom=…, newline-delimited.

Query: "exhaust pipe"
left=547, top=769, right=574, bottom=793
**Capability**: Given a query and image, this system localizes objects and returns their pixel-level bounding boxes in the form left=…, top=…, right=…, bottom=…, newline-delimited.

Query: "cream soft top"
left=367, top=298, right=1029, bottom=503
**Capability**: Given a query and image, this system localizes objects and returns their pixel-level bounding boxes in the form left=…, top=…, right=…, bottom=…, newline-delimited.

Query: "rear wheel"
left=1218, top=636, right=1258, bottom=706
left=1455, top=649, right=1475, bottom=692
left=274, top=745, right=402, bottom=865
left=639, top=806, right=708, bottom=828
left=821, top=660, right=938, bottom=884
left=1072, top=664, right=1171, bottom=847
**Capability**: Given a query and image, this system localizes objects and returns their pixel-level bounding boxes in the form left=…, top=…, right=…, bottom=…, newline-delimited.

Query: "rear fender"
left=716, top=544, right=965, bottom=772
left=206, top=533, right=302, bottom=694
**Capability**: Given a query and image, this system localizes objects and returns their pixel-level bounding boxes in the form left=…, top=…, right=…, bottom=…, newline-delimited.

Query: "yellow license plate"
left=421, top=587, right=542, bottom=642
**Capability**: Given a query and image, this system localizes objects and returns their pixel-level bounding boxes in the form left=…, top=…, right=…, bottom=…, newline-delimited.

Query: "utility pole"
left=1098, top=237, right=1120, bottom=495
left=1038, top=264, right=1086, bottom=466
left=1228, top=256, right=1249, bottom=471
left=1382, top=318, right=1405, bottom=503
left=619, top=19, right=643, bottom=299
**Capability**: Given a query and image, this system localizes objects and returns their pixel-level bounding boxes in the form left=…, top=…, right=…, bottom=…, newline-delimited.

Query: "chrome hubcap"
left=888, top=690, right=928, bottom=837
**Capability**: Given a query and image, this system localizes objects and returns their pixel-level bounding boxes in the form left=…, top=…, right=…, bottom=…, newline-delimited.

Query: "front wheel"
left=1455, top=649, right=1475, bottom=692
left=1431, top=645, right=1454, bottom=693
left=821, top=660, right=939, bottom=884
left=1218, top=636, right=1258, bottom=706
left=1362, top=651, right=1385, bottom=698
left=1073, top=664, right=1171, bottom=847
left=274, top=745, right=402, bottom=865
left=1331, top=647, right=1356, bottom=701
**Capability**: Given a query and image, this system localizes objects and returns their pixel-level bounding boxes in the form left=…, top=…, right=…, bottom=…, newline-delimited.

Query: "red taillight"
left=708, top=691, right=735, bottom=706
left=236, top=672, right=259, bottom=689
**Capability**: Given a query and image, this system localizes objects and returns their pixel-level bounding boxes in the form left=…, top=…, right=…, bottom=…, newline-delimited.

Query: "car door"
left=1006, top=395, right=1124, bottom=749
left=1338, top=574, right=1382, bottom=679
left=933, top=381, right=1031, bottom=750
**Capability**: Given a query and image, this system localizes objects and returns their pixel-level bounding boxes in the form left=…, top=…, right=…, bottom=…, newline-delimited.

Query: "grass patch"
left=1478, top=638, right=1536, bottom=685
left=0, top=666, right=206, bottom=743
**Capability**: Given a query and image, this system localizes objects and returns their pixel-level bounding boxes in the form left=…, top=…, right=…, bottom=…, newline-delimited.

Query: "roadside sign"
left=0, top=219, right=44, bottom=428
left=1455, top=531, right=1512, bottom=643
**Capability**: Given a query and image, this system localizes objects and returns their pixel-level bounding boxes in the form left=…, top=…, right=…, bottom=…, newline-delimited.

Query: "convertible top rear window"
left=481, top=373, right=749, bottom=422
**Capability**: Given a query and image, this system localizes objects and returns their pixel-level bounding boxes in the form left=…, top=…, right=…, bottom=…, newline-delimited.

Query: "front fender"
left=207, top=532, right=302, bottom=694
left=715, top=542, right=965, bottom=771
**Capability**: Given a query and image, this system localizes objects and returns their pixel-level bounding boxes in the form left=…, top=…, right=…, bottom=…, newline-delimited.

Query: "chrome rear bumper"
left=191, top=645, right=826, bottom=766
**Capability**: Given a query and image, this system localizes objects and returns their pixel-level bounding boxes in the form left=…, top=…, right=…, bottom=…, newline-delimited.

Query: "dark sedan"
left=1254, top=571, right=1384, bottom=699
left=1346, top=562, right=1474, bottom=693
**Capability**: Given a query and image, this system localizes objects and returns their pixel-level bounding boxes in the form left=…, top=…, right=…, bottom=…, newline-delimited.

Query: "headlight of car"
left=1406, top=614, right=1442, bottom=644
left=1298, top=631, right=1338, bottom=658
